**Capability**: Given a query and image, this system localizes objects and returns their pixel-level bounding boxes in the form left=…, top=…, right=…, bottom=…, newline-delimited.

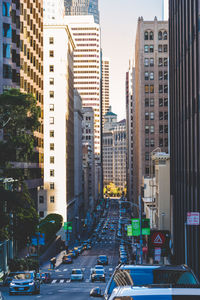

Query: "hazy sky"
left=99, top=0, right=163, bottom=120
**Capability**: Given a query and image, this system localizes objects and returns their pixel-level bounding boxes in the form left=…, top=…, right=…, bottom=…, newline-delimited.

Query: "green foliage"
left=104, top=183, right=127, bottom=197
left=0, top=89, right=41, bottom=179
left=8, top=258, right=39, bottom=272
left=39, top=214, right=63, bottom=242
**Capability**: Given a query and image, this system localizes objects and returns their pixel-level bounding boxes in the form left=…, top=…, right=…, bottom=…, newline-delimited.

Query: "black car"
left=97, top=255, right=108, bottom=265
left=91, top=270, right=106, bottom=282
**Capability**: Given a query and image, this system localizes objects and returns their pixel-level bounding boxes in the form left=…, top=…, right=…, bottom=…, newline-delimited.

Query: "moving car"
left=9, top=271, right=40, bottom=295
left=91, top=270, right=106, bottom=282
left=70, top=269, right=84, bottom=281
left=62, top=254, right=73, bottom=264
left=3, top=272, right=18, bottom=286
left=104, top=265, right=199, bottom=300
left=94, top=265, right=105, bottom=274
left=105, top=286, right=200, bottom=300
left=68, top=249, right=77, bottom=258
left=40, top=272, right=51, bottom=284
left=97, top=255, right=108, bottom=265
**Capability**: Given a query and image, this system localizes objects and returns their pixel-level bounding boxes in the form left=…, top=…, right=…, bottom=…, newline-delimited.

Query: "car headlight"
left=10, top=282, right=15, bottom=286
left=29, top=282, right=34, bottom=286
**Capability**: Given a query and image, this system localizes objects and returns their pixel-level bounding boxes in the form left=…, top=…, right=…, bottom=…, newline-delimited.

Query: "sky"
left=99, top=0, right=163, bottom=120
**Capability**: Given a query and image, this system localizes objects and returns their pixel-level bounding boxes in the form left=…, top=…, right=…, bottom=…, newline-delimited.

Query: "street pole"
left=139, top=195, right=143, bottom=264
left=184, top=222, right=187, bottom=265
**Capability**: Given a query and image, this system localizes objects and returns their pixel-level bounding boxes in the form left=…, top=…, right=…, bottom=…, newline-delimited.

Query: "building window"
left=49, top=104, right=54, bottom=111
left=50, top=156, right=54, bottom=164
left=144, top=45, right=149, bottom=53
left=3, top=23, right=12, bottom=37
left=39, top=196, right=44, bottom=203
left=159, top=98, right=163, bottom=106
left=159, top=71, right=163, bottom=80
left=145, top=99, right=149, bottom=107
left=50, top=130, right=54, bottom=137
left=49, top=65, right=54, bottom=72
left=150, top=58, right=154, bottom=66
left=159, top=85, right=163, bottom=93
left=164, top=58, right=168, bottom=66
left=150, top=125, right=154, bottom=133
left=150, top=85, right=154, bottom=93
left=49, top=78, right=54, bottom=85
left=49, top=37, right=54, bottom=44
left=149, top=72, right=154, bottom=80
left=149, top=45, right=154, bottom=53
left=145, top=138, right=149, bottom=147
left=145, top=167, right=150, bottom=175
left=159, top=138, right=163, bottom=147
left=165, top=138, right=168, bottom=147
left=164, top=112, right=168, bottom=120
left=39, top=211, right=44, bottom=218
left=150, top=138, right=154, bottom=147
left=3, top=64, right=12, bottom=79
left=149, top=31, right=154, bottom=40
left=159, top=112, right=163, bottom=120
left=145, top=112, right=149, bottom=120
left=50, top=196, right=55, bottom=203
left=158, top=45, right=162, bottom=52
left=49, top=91, right=54, bottom=98
left=3, top=2, right=11, bottom=16
left=164, top=85, right=168, bottom=93
left=163, top=45, right=168, bottom=52
left=144, top=58, right=149, bottom=66
left=49, top=50, right=54, bottom=57
left=145, top=85, right=149, bottom=93
left=163, top=31, right=168, bottom=40
left=145, top=72, right=149, bottom=80
left=3, top=44, right=11, bottom=58
left=145, top=152, right=149, bottom=160
left=144, top=31, right=148, bottom=40
left=164, top=98, right=168, bottom=106
left=164, top=125, right=168, bottom=133
left=50, top=182, right=55, bottom=190
left=150, top=112, right=154, bottom=120
left=158, top=31, right=162, bottom=40
left=50, top=143, right=54, bottom=150
left=150, top=98, right=154, bottom=107
left=164, top=71, right=168, bottom=80
left=50, top=169, right=54, bottom=177
left=159, top=125, right=163, bottom=133
left=145, top=126, right=149, bottom=134
left=159, top=58, right=163, bottom=67
left=50, top=117, right=54, bottom=124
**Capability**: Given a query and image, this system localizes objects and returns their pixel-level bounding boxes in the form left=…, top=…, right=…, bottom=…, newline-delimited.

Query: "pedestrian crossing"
left=49, top=278, right=107, bottom=284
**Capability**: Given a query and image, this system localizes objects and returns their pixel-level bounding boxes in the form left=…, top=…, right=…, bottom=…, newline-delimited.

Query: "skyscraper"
left=169, top=0, right=200, bottom=277
left=102, top=57, right=110, bottom=126
left=64, top=0, right=99, bottom=24
left=133, top=17, right=169, bottom=203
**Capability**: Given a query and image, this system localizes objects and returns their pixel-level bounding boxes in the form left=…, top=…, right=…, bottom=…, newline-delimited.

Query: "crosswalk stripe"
left=60, top=279, right=64, bottom=283
left=109, top=268, right=113, bottom=271
left=52, top=279, right=57, bottom=284
left=63, top=269, right=68, bottom=271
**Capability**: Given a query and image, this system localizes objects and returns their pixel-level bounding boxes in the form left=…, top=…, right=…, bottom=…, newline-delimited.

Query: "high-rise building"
left=133, top=17, right=169, bottom=203
left=43, top=0, right=65, bottom=22
left=169, top=0, right=200, bottom=277
left=126, top=62, right=135, bottom=202
left=66, top=16, right=101, bottom=157
left=64, top=0, right=99, bottom=24
left=0, top=0, right=44, bottom=202
left=38, top=21, right=75, bottom=221
left=102, top=57, right=110, bottom=126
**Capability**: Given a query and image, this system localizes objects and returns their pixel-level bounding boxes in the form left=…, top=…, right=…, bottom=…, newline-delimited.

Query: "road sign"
left=31, top=236, right=37, bottom=246
left=127, top=225, right=133, bottom=236
left=38, top=233, right=45, bottom=245
left=131, top=218, right=140, bottom=236
left=187, top=212, right=200, bottom=225
left=64, top=222, right=72, bottom=231
left=151, top=232, right=166, bottom=247
left=154, top=247, right=161, bottom=262
left=142, top=218, right=150, bottom=235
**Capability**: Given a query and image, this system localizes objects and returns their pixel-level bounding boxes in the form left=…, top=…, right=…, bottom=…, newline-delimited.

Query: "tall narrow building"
left=133, top=17, right=168, bottom=203
left=64, top=0, right=99, bottom=24
left=102, top=57, right=110, bottom=126
left=169, top=0, right=200, bottom=277
left=0, top=0, right=44, bottom=203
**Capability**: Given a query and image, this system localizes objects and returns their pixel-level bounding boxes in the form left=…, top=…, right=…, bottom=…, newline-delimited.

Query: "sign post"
left=131, top=219, right=140, bottom=236
left=127, top=225, right=133, bottom=236
left=185, top=212, right=200, bottom=265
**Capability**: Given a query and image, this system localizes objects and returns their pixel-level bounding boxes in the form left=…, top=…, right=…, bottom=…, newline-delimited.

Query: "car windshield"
left=99, top=256, right=107, bottom=260
left=95, top=270, right=104, bottom=275
left=114, top=297, right=200, bottom=300
left=107, top=269, right=199, bottom=295
left=13, top=273, right=32, bottom=280
left=72, top=270, right=82, bottom=274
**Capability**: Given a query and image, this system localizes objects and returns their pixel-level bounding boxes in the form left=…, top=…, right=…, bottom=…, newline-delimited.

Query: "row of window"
left=144, top=57, right=168, bottom=67
left=144, top=71, right=168, bottom=81
left=145, top=98, right=168, bottom=107
left=145, top=111, right=168, bottom=121
left=144, top=30, right=167, bottom=41
left=144, top=84, right=168, bottom=94
left=144, top=44, right=168, bottom=53
left=39, top=194, right=54, bottom=204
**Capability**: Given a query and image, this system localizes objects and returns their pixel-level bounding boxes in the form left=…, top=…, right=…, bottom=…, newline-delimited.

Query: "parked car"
left=97, top=255, right=108, bottom=265
left=9, top=271, right=40, bottom=295
left=103, top=264, right=200, bottom=300
left=70, top=269, right=84, bottom=281
left=62, top=254, right=73, bottom=264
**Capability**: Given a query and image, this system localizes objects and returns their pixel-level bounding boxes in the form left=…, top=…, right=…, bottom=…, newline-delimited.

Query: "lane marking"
left=52, top=279, right=57, bottom=284
left=63, top=268, right=68, bottom=271
left=60, top=279, right=64, bottom=283
left=109, top=268, right=113, bottom=271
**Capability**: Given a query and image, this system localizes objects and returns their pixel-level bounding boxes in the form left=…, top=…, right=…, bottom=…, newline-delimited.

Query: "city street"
left=1, top=204, right=120, bottom=300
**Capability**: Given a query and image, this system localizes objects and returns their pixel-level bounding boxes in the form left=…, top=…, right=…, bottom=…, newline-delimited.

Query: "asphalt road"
left=1, top=204, right=120, bottom=300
